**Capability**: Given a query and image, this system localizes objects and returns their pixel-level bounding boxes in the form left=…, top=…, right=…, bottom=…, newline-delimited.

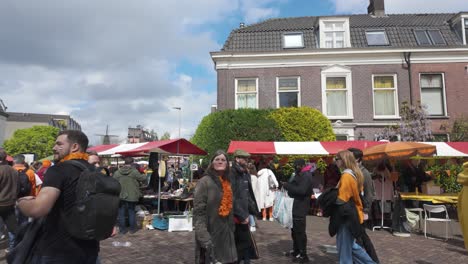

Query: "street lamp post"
left=172, top=107, right=181, bottom=139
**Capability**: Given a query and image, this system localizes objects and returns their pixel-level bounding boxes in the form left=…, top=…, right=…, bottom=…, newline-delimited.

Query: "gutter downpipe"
left=404, top=52, right=413, bottom=105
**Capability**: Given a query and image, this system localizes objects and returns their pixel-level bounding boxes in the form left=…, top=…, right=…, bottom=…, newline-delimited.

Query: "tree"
left=160, top=132, right=171, bottom=140
left=150, top=129, right=158, bottom=141
left=269, top=106, right=336, bottom=141
left=376, top=101, right=433, bottom=141
left=3, top=126, right=60, bottom=159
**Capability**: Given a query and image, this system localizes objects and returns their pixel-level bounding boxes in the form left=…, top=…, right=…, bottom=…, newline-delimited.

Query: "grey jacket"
left=360, top=164, right=375, bottom=213
left=193, top=172, right=237, bottom=263
left=0, top=165, right=18, bottom=206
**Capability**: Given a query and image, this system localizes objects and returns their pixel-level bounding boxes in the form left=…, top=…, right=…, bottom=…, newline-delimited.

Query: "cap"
left=233, top=149, right=251, bottom=158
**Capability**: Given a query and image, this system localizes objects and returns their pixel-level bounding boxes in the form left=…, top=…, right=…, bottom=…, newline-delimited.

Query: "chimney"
left=368, top=0, right=385, bottom=17
left=239, top=22, right=245, bottom=28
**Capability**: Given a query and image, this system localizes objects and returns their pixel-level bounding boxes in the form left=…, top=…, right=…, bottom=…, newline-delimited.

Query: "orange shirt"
left=338, top=172, right=364, bottom=224
left=13, top=164, right=37, bottom=196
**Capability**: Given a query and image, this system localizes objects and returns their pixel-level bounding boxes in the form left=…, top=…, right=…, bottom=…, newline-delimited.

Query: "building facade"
left=211, top=0, right=468, bottom=141
left=4, top=112, right=82, bottom=142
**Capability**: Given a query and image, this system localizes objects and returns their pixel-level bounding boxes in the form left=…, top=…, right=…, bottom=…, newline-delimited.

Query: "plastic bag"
left=273, top=189, right=294, bottom=228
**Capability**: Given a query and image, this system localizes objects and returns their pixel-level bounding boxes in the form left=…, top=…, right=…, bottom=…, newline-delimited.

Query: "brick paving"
left=1, top=216, right=467, bottom=263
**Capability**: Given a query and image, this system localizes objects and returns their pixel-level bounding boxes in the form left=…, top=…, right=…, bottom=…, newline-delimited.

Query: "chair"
left=423, top=204, right=452, bottom=240
left=407, top=208, right=424, bottom=231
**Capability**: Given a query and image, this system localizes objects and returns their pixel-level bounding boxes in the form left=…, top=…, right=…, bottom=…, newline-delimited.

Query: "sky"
left=1, top=0, right=467, bottom=146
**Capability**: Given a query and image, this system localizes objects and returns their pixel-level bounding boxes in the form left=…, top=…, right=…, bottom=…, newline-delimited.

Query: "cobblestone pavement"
left=1, top=216, right=467, bottom=263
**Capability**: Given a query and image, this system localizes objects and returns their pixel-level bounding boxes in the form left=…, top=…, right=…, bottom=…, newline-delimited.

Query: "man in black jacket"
left=231, top=149, right=257, bottom=264
left=282, top=159, right=313, bottom=263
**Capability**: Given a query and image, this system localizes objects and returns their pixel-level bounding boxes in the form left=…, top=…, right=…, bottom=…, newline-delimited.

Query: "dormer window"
left=319, top=18, right=351, bottom=48
left=283, top=33, right=304, bottom=49
left=465, top=18, right=468, bottom=44
left=366, top=30, right=389, bottom=46
left=414, top=30, right=446, bottom=45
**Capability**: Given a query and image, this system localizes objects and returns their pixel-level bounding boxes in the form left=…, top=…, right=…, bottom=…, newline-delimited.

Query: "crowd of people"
left=2, top=129, right=466, bottom=264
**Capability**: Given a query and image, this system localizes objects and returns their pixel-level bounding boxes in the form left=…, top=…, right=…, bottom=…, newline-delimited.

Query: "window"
left=319, top=18, right=350, bottom=48
left=372, top=75, right=398, bottom=118
left=366, top=30, right=389, bottom=46
left=414, top=30, right=446, bottom=45
left=277, top=77, right=300, bottom=107
left=235, top=78, right=258, bottom=109
left=283, top=33, right=304, bottom=48
left=420, top=74, right=446, bottom=116
left=321, top=66, right=353, bottom=118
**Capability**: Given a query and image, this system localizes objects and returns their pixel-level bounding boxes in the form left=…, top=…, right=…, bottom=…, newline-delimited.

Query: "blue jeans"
left=249, top=215, right=256, bottom=227
left=31, top=255, right=97, bottom=264
left=118, top=201, right=137, bottom=233
left=336, top=225, right=376, bottom=264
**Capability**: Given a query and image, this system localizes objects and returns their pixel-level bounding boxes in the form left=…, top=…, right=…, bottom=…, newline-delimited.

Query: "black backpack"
left=17, top=170, right=32, bottom=198
left=62, top=160, right=121, bottom=241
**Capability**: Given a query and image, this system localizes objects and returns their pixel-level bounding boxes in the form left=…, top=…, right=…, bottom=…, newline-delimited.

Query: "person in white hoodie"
left=257, top=162, right=278, bottom=221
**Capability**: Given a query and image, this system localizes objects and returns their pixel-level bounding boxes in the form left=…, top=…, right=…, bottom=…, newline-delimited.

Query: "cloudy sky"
left=1, top=0, right=467, bottom=145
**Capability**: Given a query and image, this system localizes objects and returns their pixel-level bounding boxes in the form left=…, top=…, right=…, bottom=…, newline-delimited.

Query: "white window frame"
left=283, top=32, right=304, bottom=49
left=235, top=78, right=259, bottom=109
left=321, top=65, right=353, bottom=119
left=276, top=76, right=301, bottom=108
left=372, top=74, right=400, bottom=119
left=463, top=16, right=468, bottom=45
left=319, top=18, right=351, bottom=48
left=419, top=73, right=447, bottom=117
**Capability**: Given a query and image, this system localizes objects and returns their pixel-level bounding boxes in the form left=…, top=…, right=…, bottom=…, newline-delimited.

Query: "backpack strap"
left=64, top=160, right=93, bottom=171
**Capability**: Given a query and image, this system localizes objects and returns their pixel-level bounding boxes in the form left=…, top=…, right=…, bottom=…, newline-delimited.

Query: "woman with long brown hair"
left=193, top=150, right=237, bottom=263
left=334, top=150, right=375, bottom=264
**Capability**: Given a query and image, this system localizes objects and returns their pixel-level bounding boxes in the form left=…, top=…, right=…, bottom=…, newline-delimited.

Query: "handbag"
left=248, top=231, right=259, bottom=259
left=268, top=171, right=277, bottom=190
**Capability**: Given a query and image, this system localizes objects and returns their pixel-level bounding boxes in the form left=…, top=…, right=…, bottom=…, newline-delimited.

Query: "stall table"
left=400, top=192, right=458, bottom=204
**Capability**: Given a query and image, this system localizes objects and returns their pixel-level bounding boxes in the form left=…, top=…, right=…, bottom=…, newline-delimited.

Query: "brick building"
left=211, top=0, right=468, bottom=141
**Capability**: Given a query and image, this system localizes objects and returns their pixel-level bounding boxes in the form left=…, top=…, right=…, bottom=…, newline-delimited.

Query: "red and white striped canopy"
left=227, top=140, right=468, bottom=157
left=87, top=139, right=207, bottom=157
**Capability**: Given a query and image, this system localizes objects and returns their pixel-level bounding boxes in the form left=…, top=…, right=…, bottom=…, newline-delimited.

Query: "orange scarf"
left=60, top=152, right=89, bottom=163
left=218, top=176, right=233, bottom=217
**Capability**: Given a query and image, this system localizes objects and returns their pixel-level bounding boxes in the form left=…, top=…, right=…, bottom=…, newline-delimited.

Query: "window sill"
left=328, top=116, right=354, bottom=120
left=427, top=116, right=450, bottom=119
left=373, top=116, right=401, bottom=120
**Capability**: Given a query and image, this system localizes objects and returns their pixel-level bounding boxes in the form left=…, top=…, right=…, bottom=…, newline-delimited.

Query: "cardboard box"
left=422, top=181, right=441, bottom=195
left=168, top=215, right=193, bottom=232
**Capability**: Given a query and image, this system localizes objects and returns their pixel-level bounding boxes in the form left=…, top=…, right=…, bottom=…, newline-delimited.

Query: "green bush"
left=428, top=161, right=463, bottom=193
left=269, top=106, right=335, bottom=141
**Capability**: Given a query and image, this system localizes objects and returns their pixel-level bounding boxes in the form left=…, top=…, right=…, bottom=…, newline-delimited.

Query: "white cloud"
left=240, top=0, right=283, bottom=24
left=330, top=0, right=468, bottom=14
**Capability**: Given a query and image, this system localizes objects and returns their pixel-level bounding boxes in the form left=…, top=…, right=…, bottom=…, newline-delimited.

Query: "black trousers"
left=291, top=216, right=307, bottom=256
left=0, top=205, right=18, bottom=235
left=356, top=224, right=380, bottom=263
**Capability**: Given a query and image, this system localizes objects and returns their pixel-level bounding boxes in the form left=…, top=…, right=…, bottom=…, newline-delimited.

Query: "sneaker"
left=293, top=255, right=310, bottom=263
left=0, top=234, right=6, bottom=241
left=262, top=218, right=267, bottom=221
left=392, top=231, right=411, bottom=237
left=129, top=229, right=139, bottom=235
left=269, top=218, right=274, bottom=222
left=250, top=226, right=256, bottom=232
left=5, top=248, right=10, bottom=254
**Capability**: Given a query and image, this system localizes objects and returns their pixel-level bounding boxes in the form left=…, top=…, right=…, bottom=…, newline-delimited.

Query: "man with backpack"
left=17, top=130, right=120, bottom=263
left=12, top=154, right=35, bottom=225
